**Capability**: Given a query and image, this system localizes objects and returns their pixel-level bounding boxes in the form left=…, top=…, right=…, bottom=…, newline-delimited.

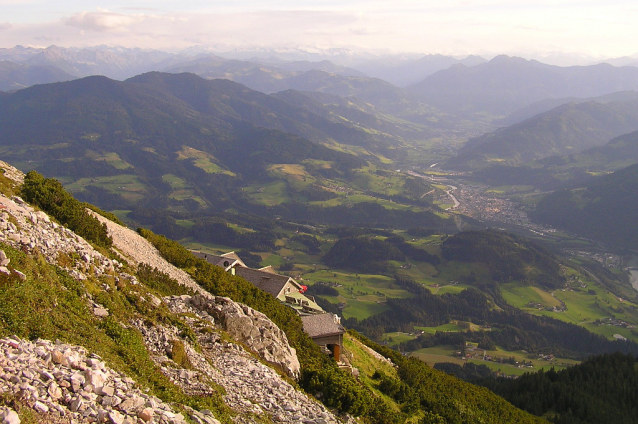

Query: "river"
left=444, top=185, right=460, bottom=210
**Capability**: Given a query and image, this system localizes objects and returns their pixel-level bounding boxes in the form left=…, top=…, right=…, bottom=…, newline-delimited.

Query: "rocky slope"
left=0, top=159, right=343, bottom=424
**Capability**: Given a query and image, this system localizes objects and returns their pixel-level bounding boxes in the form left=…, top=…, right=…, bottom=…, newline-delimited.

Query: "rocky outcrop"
left=186, top=295, right=301, bottom=377
left=0, top=194, right=123, bottom=281
left=0, top=336, right=193, bottom=424
left=132, top=296, right=338, bottom=424
left=89, top=213, right=301, bottom=378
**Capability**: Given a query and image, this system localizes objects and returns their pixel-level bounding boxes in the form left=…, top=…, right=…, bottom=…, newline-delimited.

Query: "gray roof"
left=235, top=267, right=300, bottom=298
left=301, top=313, right=345, bottom=338
left=191, top=251, right=246, bottom=271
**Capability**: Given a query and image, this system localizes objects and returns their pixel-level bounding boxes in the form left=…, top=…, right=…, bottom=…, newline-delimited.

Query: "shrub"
left=21, top=171, right=112, bottom=249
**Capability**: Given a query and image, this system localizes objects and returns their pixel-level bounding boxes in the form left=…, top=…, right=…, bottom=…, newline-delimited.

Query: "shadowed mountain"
left=532, top=163, right=638, bottom=250
left=468, top=129, right=638, bottom=191
left=0, top=61, right=76, bottom=91
left=0, top=72, right=459, bottom=234
left=271, top=90, right=435, bottom=147
left=126, top=72, right=391, bottom=152
left=0, top=73, right=367, bottom=210
left=157, top=64, right=457, bottom=138
left=408, top=55, right=638, bottom=117
left=447, top=99, right=638, bottom=169
left=568, top=129, right=638, bottom=171
left=498, top=91, right=638, bottom=126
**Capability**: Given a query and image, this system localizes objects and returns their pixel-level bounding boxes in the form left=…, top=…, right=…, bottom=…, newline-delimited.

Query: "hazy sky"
left=2, top=0, right=637, bottom=61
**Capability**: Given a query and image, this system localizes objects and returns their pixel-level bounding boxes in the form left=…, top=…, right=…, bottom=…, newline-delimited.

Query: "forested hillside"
left=448, top=99, right=638, bottom=169
left=478, top=352, right=638, bottom=424
left=532, top=163, right=638, bottom=250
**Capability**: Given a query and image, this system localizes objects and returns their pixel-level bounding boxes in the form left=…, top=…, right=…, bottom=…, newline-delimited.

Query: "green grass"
left=342, top=334, right=405, bottom=417
left=501, top=283, right=563, bottom=310
left=499, top=271, right=638, bottom=342
left=91, top=152, right=132, bottom=170
left=341, top=301, right=388, bottom=320
left=160, top=174, right=207, bottom=206
left=244, top=181, right=291, bottom=205
left=162, top=173, right=190, bottom=189
left=381, top=332, right=418, bottom=345
left=427, top=284, right=469, bottom=295
left=411, top=344, right=578, bottom=377
left=414, top=323, right=469, bottom=334
left=300, top=269, right=412, bottom=319
left=65, top=174, right=147, bottom=202
left=176, top=146, right=235, bottom=175
left=242, top=164, right=431, bottom=212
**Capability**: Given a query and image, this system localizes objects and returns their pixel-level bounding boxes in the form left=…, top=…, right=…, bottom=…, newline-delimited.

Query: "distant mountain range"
left=497, top=91, right=638, bottom=126
left=0, top=45, right=180, bottom=80
left=4, top=46, right=638, bottom=133
left=408, top=55, right=638, bottom=117
left=0, top=61, right=75, bottom=91
left=164, top=55, right=402, bottom=97
left=352, top=54, right=486, bottom=87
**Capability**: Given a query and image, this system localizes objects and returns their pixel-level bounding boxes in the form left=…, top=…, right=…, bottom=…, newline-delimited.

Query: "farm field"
left=64, top=174, right=147, bottom=202
left=412, top=344, right=579, bottom=377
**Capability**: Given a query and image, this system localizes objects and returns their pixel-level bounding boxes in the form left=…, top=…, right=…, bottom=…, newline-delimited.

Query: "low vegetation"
left=20, top=170, right=113, bottom=249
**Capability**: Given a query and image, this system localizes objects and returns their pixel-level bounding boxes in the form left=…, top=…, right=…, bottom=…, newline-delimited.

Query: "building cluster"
left=192, top=251, right=345, bottom=362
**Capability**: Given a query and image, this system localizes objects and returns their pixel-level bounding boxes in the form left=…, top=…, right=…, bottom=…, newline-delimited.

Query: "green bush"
left=20, top=171, right=112, bottom=249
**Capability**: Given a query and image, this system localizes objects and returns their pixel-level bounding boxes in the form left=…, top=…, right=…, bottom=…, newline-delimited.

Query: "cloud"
left=0, top=22, right=12, bottom=30
left=63, top=9, right=143, bottom=32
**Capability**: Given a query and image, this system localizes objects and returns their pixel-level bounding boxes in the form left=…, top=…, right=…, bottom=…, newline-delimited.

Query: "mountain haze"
left=570, top=129, right=638, bottom=170
left=0, top=60, right=76, bottom=91
left=408, top=56, right=638, bottom=116
left=353, top=54, right=487, bottom=87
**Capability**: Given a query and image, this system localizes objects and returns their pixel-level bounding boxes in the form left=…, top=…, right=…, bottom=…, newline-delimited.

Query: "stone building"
left=301, top=313, right=346, bottom=362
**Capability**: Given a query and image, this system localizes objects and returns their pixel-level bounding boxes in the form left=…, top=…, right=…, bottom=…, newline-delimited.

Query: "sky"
left=1, top=0, right=638, bottom=63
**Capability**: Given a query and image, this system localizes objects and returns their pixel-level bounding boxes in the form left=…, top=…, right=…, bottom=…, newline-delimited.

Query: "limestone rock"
left=0, top=250, right=9, bottom=267
left=93, top=307, right=109, bottom=318
left=0, top=408, right=20, bottom=424
left=138, top=407, right=154, bottom=422
left=185, top=295, right=301, bottom=378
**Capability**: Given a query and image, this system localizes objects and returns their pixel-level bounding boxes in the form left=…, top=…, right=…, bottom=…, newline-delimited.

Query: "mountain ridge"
left=447, top=98, right=638, bottom=169
left=408, top=55, right=638, bottom=117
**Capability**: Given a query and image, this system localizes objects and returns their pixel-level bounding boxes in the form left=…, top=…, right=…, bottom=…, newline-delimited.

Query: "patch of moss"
left=168, top=339, right=193, bottom=369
